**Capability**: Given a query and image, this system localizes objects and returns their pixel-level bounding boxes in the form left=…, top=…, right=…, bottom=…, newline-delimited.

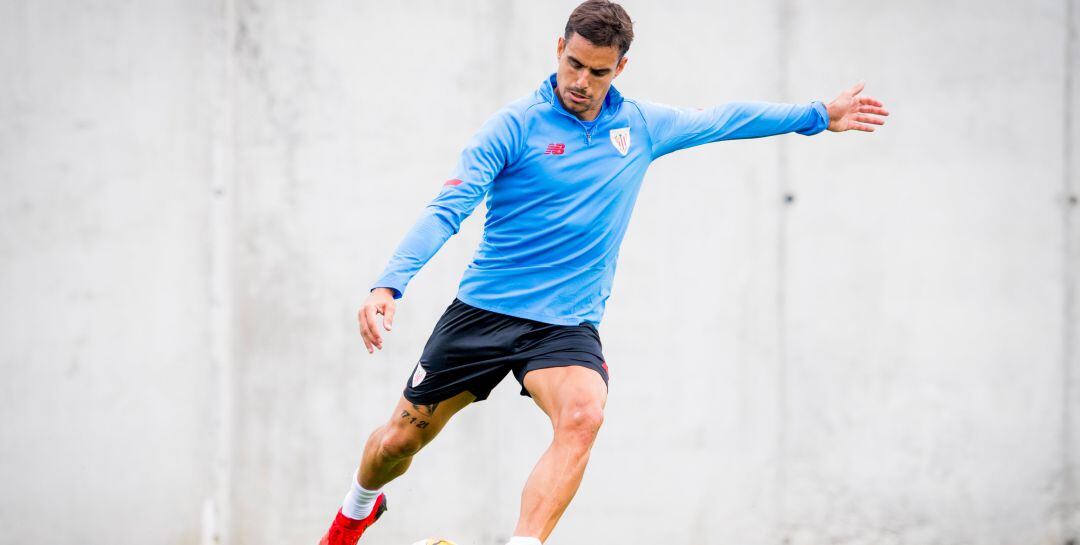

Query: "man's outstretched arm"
left=636, top=82, right=888, bottom=158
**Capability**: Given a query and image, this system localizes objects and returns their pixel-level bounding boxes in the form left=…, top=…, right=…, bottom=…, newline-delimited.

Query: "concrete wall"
left=0, top=1, right=1076, bottom=545
left=0, top=1, right=225, bottom=544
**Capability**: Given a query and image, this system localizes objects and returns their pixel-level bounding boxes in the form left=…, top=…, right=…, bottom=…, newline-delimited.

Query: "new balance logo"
left=544, top=143, right=566, bottom=155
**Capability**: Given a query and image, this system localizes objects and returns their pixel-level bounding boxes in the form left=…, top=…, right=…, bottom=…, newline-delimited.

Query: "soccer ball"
left=410, top=540, right=457, bottom=545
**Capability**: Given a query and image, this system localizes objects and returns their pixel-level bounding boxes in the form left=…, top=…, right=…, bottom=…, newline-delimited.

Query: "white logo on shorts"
left=412, top=363, right=427, bottom=387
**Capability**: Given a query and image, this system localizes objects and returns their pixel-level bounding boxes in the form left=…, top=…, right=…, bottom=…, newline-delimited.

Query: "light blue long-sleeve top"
left=372, top=73, right=828, bottom=326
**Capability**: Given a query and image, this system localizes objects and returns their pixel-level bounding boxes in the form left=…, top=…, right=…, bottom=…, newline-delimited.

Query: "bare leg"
left=513, top=366, right=607, bottom=542
left=357, top=390, right=475, bottom=489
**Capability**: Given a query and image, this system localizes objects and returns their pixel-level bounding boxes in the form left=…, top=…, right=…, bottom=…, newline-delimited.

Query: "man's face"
left=555, top=33, right=628, bottom=121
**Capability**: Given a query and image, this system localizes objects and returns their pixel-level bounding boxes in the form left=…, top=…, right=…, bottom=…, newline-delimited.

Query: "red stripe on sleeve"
left=443, top=178, right=463, bottom=186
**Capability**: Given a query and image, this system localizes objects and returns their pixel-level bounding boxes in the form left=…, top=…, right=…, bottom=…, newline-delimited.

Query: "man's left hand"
left=826, top=82, right=889, bottom=132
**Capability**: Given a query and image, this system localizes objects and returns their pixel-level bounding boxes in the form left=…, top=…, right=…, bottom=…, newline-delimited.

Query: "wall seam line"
left=1064, top=0, right=1077, bottom=542
left=208, top=0, right=238, bottom=542
left=776, top=0, right=792, bottom=542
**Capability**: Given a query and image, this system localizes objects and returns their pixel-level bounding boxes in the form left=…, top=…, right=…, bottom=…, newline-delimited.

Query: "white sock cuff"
left=341, top=470, right=381, bottom=520
left=351, top=470, right=379, bottom=494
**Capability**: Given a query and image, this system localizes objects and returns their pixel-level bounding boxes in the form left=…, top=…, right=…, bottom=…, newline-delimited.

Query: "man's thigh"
left=521, top=365, right=608, bottom=421
left=382, top=389, right=476, bottom=448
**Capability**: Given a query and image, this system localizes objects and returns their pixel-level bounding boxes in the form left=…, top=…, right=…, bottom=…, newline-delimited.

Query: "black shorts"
left=403, top=299, right=609, bottom=405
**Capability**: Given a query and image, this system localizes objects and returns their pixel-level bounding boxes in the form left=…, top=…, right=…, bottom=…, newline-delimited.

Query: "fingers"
left=849, top=81, right=866, bottom=96
left=856, top=95, right=885, bottom=108
left=857, top=105, right=890, bottom=116
left=850, top=123, right=876, bottom=132
left=382, top=302, right=395, bottom=332
left=358, top=308, right=374, bottom=353
left=361, top=305, right=382, bottom=352
left=367, top=305, right=383, bottom=350
left=854, top=113, right=886, bottom=126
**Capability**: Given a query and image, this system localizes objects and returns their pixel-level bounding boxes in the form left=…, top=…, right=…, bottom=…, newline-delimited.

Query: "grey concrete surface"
left=0, top=1, right=222, bottom=543
left=0, top=1, right=1077, bottom=544
left=783, top=1, right=1071, bottom=543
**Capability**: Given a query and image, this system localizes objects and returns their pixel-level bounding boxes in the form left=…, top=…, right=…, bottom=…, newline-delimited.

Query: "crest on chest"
left=609, top=127, right=631, bottom=156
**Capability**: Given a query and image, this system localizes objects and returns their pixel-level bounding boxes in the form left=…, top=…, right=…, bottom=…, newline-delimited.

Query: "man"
left=320, top=1, right=888, bottom=544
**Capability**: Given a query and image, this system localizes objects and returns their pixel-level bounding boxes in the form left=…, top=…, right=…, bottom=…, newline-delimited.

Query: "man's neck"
left=561, top=97, right=603, bottom=122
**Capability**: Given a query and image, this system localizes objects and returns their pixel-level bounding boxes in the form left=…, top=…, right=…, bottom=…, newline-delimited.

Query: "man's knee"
left=555, top=403, right=604, bottom=444
left=376, top=424, right=425, bottom=461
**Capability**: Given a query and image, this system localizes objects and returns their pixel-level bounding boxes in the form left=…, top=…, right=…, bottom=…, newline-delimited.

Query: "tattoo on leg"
left=399, top=409, right=430, bottom=429
left=411, top=402, right=440, bottom=417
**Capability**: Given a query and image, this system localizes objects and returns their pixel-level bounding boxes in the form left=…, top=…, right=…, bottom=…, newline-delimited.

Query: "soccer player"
left=319, top=1, right=888, bottom=544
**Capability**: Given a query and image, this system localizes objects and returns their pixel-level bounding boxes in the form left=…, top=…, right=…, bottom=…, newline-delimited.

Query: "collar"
left=539, top=72, right=624, bottom=120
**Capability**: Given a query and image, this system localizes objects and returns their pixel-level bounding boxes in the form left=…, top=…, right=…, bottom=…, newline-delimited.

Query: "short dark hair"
left=564, top=0, right=634, bottom=59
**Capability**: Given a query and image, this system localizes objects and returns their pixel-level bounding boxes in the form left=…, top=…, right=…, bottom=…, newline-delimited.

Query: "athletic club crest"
left=412, top=363, right=427, bottom=387
left=609, top=127, right=631, bottom=156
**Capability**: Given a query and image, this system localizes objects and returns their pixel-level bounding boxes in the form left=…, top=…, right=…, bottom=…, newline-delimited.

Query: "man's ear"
left=614, top=55, right=628, bottom=77
left=556, top=36, right=566, bottom=60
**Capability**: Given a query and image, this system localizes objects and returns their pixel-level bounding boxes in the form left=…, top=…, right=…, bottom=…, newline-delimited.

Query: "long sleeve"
left=634, top=100, right=829, bottom=159
left=371, top=107, right=524, bottom=298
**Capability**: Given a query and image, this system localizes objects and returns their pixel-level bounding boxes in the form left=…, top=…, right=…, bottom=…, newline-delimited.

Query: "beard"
left=563, top=89, right=592, bottom=111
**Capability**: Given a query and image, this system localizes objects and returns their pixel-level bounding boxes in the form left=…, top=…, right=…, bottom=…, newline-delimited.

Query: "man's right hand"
left=358, top=288, right=397, bottom=354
